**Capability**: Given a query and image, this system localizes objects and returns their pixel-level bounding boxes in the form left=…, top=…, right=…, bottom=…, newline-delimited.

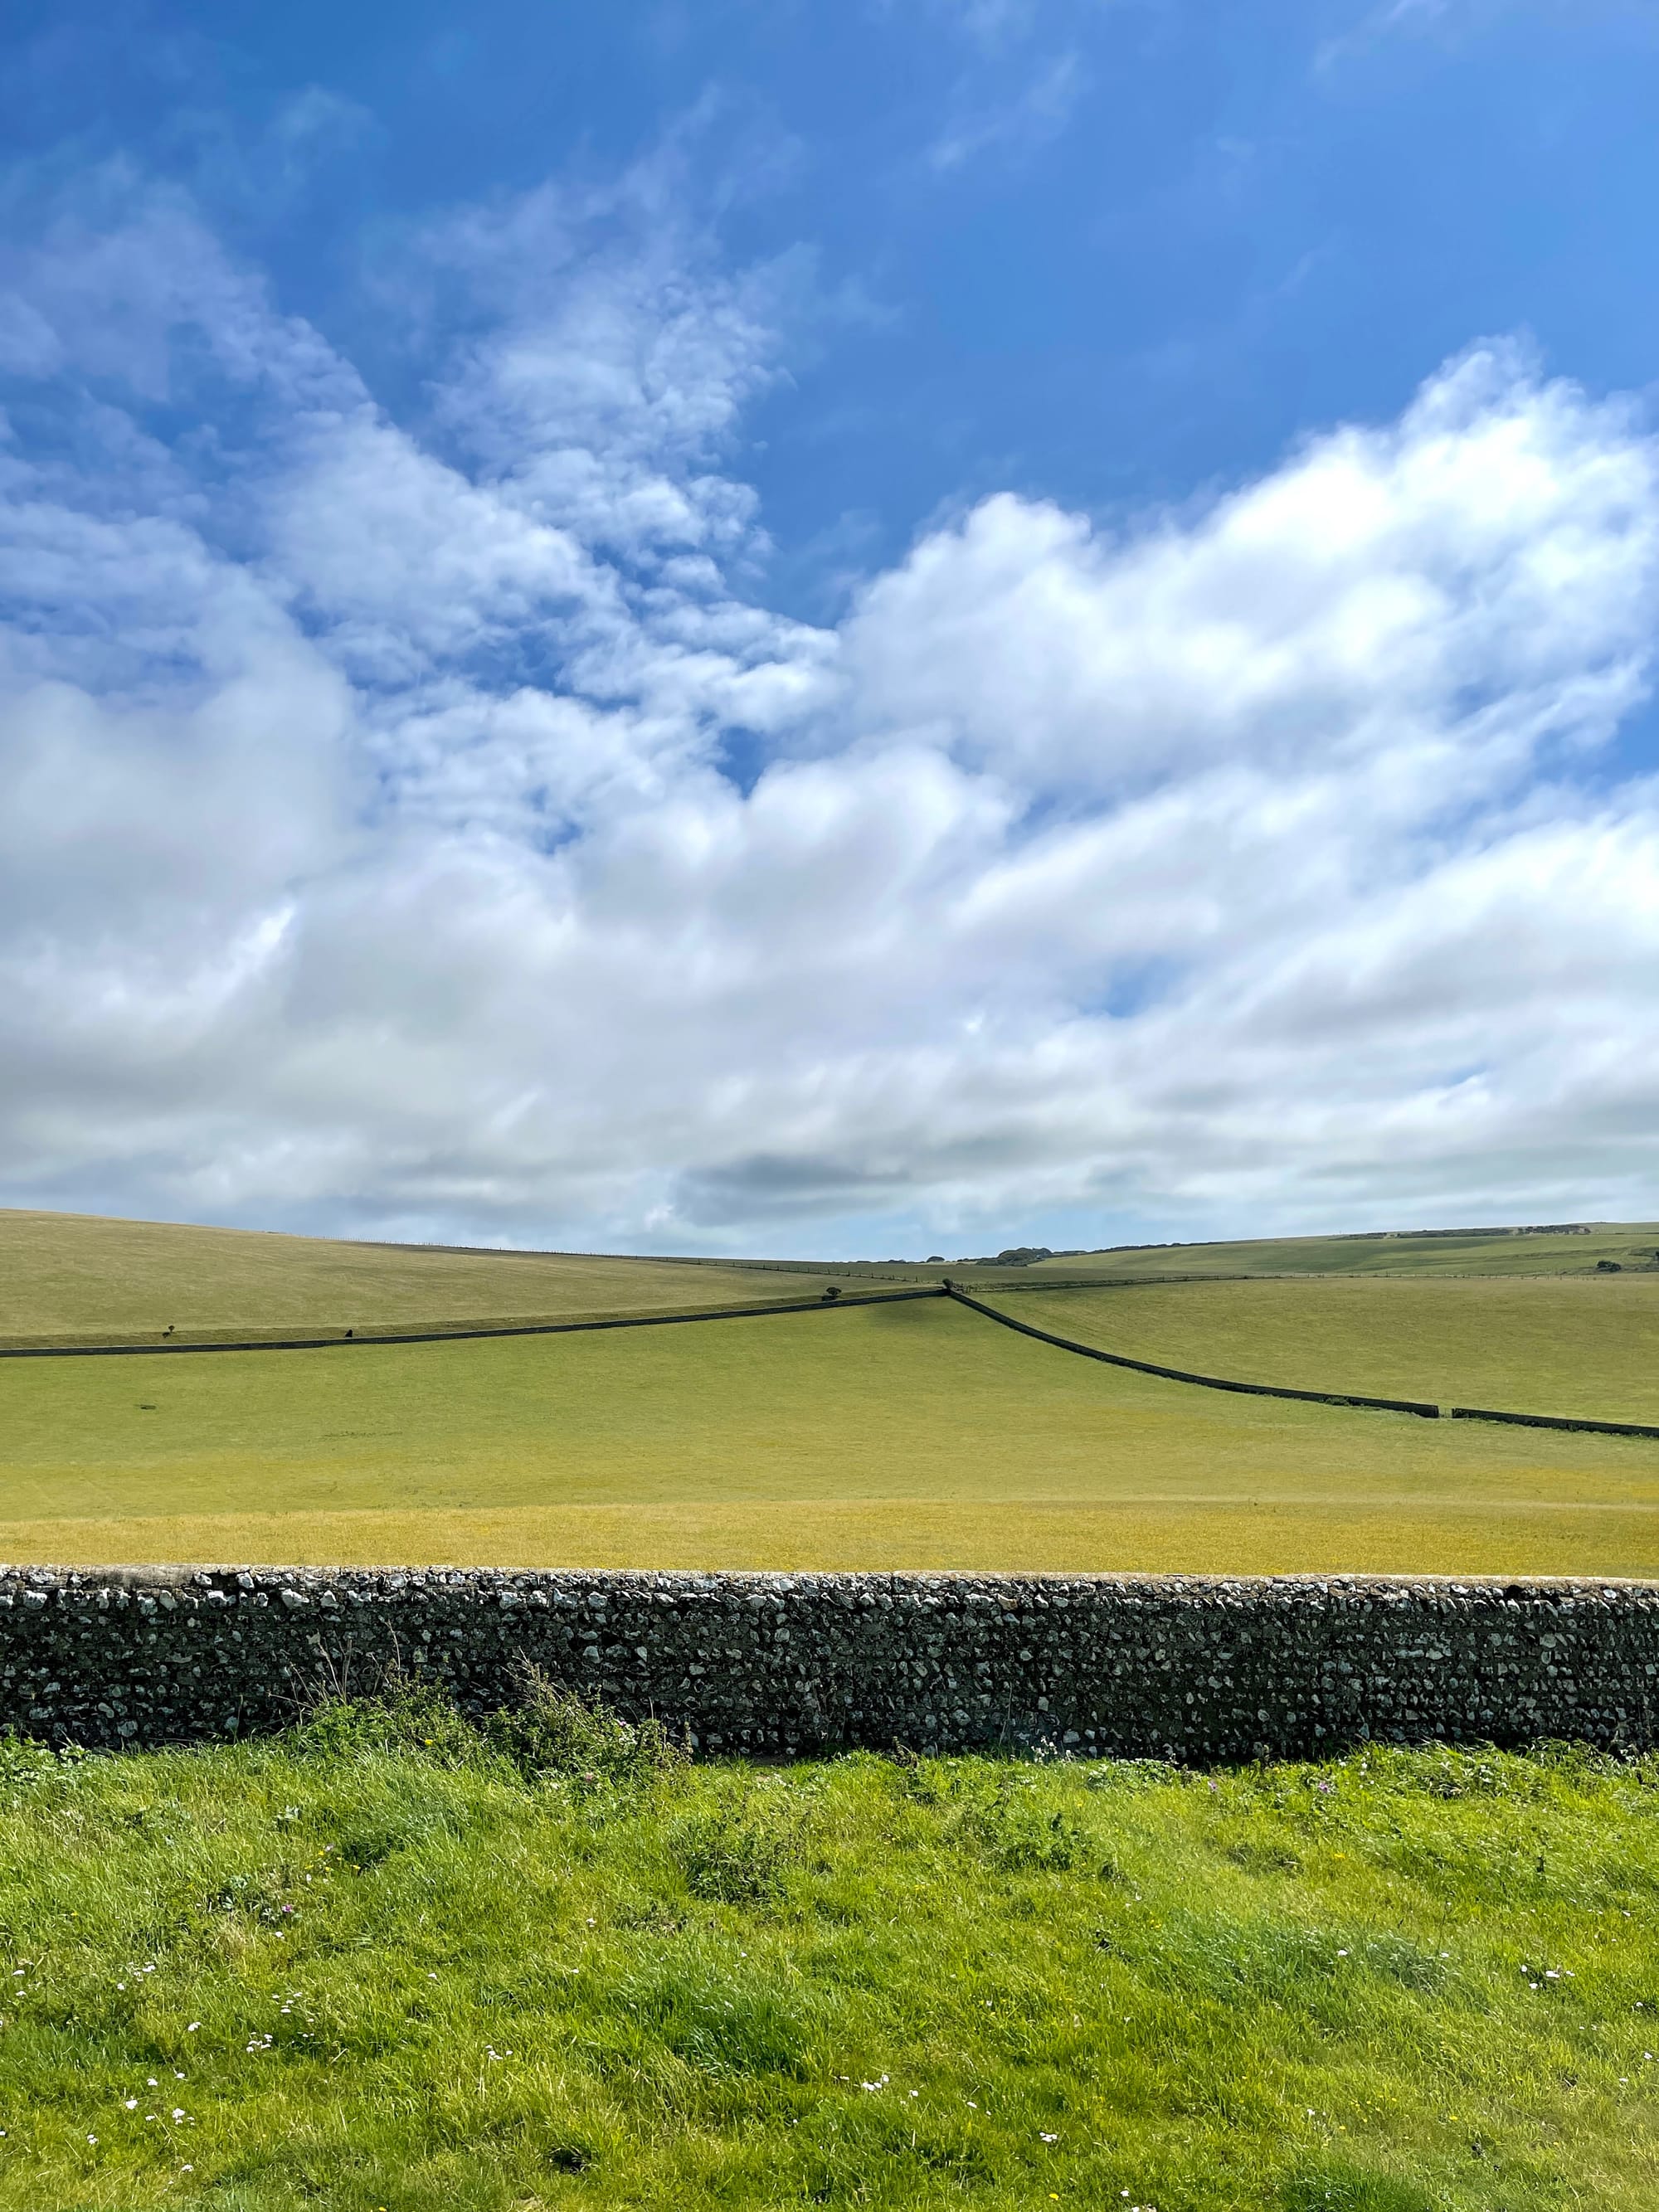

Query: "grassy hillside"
left=4, top=1296, right=1657, bottom=1578
left=0, top=1210, right=862, bottom=1348
left=7, top=1209, right=1658, bottom=1349
left=0, top=1709, right=1655, bottom=2209
left=997, top=1221, right=1659, bottom=1282
left=988, top=1275, right=1659, bottom=1425
left=4, top=1206, right=1657, bottom=1579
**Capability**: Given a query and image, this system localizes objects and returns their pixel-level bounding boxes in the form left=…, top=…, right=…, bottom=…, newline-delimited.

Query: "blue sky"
left=9, top=1, right=1656, bottom=589
left=2, top=0, right=1657, bottom=1257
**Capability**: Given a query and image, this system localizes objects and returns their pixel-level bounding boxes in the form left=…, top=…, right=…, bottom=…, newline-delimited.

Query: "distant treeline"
left=954, top=1222, right=1602, bottom=1263
left=1335, top=1224, right=1595, bottom=1242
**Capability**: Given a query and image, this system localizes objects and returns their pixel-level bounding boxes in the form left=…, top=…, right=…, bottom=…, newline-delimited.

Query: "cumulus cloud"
left=0, top=158, right=1656, bottom=1252
left=846, top=348, right=1657, bottom=795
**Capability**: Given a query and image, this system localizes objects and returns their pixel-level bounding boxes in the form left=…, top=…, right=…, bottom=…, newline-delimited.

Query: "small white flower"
left=1040, top=2131, right=1059, bottom=2142
left=124, top=2098, right=137, bottom=2110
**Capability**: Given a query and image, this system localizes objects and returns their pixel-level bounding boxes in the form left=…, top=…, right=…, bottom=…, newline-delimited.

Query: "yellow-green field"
left=1005, top=1220, right=1659, bottom=1281
left=4, top=1208, right=1657, bottom=1578
left=0, top=1208, right=849, bottom=1349
left=5, top=1293, right=1658, bottom=1578
left=987, top=1274, right=1659, bottom=1425
left=8, top=1206, right=1657, bottom=1354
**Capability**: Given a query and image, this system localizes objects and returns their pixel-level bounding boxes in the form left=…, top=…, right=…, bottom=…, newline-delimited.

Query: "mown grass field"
left=0, top=1699, right=1656, bottom=2210
left=13, top=1207, right=1656, bottom=1358
left=988, top=1276, right=1659, bottom=1427
left=1010, top=1222, right=1659, bottom=1282
left=0, top=1211, right=853, bottom=1349
left=4, top=1296, right=1658, bottom=1577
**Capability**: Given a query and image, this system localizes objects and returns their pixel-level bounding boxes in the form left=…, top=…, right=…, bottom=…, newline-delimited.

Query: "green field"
left=12, top=1207, right=1657, bottom=1360
left=1, top=1701, right=1656, bottom=2210
left=4, top=1293, right=1658, bottom=1578
left=0, top=1210, right=856, bottom=1350
left=1005, top=1221, right=1659, bottom=1282
left=2, top=1208, right=1657, bottom=1578
left=987, top=1275, right=1659, bottom=1426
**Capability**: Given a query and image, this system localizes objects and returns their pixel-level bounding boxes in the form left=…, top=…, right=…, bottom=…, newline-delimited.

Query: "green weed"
left=484, top=1666, right=686, bottom=1787
left=671, top=1788, right=803, bottom=1904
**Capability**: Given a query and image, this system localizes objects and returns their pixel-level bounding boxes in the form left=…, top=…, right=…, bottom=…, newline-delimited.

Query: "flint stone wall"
left=3, top=1567, right=1659, bottom=1761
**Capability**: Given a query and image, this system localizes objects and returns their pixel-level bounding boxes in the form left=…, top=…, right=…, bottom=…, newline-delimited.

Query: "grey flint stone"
left=0, top=1567, right=1654, bottom=1759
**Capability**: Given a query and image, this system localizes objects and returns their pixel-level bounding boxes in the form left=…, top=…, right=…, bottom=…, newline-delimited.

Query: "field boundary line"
left=959, top=1286, right=1659, bottom=1437
left=0, top=1286, right=946, bottom=1360
left=1450, top=1405, right=1659, bottom=1441
left=946, top=1271, right=1262, bottom=1294
left=944, top=1286, right=1441, bottom=1417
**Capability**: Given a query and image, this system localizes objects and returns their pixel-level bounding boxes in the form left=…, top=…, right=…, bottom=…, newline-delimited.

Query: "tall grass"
left=0, top=1695, right=1656, bottom=2206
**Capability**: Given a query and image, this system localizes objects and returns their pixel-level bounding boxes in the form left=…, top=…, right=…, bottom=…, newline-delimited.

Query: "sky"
left=1, top=1, right=1657, bottom=1260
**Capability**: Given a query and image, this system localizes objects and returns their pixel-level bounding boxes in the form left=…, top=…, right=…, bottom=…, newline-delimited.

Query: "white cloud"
left=1314, top=0, right=1518, bottom=73
left=845, top=346, right=1657, bottom=798
left=1, top=162, right=1657, bottom=1252
left=925, top=51, right=1086, bottom=173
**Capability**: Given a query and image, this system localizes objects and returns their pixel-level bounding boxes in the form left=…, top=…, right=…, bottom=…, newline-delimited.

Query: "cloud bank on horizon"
left=2, top=6, right=1657, bottom=1257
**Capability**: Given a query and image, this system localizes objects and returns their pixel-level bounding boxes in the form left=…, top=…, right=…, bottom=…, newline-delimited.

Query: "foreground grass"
left=4, top=1298, right=1657, bottom=1578
left=995, top=1276, right=1659, bottom=1428
left=0, top=1711, right=1657, bottom=2210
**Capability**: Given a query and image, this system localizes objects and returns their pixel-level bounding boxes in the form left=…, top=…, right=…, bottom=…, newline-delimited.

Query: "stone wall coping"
left=2, top=1563, right=1657, bottom=1594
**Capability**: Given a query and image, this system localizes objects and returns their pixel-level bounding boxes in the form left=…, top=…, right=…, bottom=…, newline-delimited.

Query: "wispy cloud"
left=926, top=49, right=1087, bottom=173
left=1315, top=0, right=1497, bottom=73
left=877, top=0, right=1043, bottom=51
